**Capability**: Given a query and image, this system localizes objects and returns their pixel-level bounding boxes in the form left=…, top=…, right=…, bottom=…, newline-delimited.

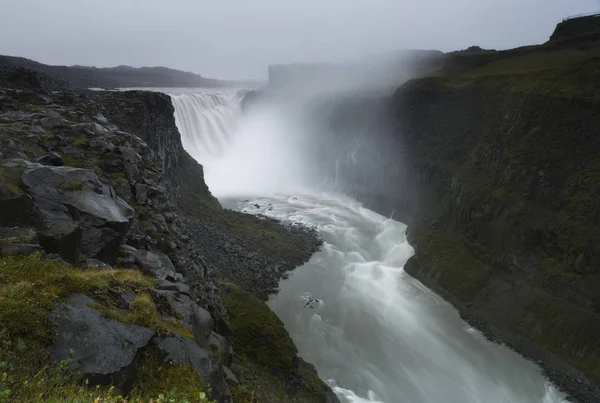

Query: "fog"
left=0, top=0, right=598, bottom=80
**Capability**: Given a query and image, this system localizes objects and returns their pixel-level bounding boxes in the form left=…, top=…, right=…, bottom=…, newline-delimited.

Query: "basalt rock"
left=49, top=294, right=155, bottom=394
left=21, top=166, right=134, bottom=264
left=154, top=334, right=231, bottom=403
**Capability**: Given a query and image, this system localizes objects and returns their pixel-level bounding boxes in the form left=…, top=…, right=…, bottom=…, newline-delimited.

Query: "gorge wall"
left=254, top=27, right=600, bottom=402
left=395, top=79, right=600, bottom=402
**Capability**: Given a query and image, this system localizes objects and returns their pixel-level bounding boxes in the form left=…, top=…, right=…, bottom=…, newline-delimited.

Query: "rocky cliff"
left=0, top=68, right=337, bottom=403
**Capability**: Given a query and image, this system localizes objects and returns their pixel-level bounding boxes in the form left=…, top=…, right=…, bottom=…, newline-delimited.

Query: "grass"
left=129, top=345, right=213, bottom=403
left=59, top=181, right=84, bottom=192
left=90, top=293, right=194, bottom=339
left=418, top=42, right=600, bottom=98
left=221, top=282, right=333, bottom=402
left=221, top=282, right=297, bottom=372
left=0, top=253, right=211, bottom=402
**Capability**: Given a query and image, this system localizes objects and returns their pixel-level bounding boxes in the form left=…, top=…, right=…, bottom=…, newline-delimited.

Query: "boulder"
left=155, top=290, right=215, bottom=348
left=21, top=166, right=134, bottom=264
left=154, top=335, right=231, bottom=403
left=0, top=189, right=41, bottom=228
left=133, top=249, right=177, bottom=280
left=37, top=220, right=82, bottom=264
left=49, top=294, right=154, bottom=394
left=39, top=112, right=68, bottom=129
left=191, top=302, right=215, bottom=348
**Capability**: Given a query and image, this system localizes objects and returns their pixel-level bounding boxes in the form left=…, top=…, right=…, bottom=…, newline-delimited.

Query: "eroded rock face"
left=21, top=166, right=134, bottom=264
left=49, top=294, right=155, bottom=394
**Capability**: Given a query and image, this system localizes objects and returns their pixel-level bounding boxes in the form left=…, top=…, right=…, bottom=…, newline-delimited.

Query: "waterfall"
left=167, top=89, right=241, bottom=160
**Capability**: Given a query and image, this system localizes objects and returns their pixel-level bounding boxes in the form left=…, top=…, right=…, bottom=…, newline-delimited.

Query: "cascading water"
left=166, top=88, right=568, bottom=403
left=168, top=89, right=241, bottom=159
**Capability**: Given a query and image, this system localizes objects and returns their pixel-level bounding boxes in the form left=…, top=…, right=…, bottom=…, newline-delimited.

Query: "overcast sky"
left=0, top=0, right=598, bottom=80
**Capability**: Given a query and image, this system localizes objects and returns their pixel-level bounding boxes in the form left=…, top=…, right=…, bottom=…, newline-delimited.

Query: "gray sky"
left=0, top=0, right=598, bottom=80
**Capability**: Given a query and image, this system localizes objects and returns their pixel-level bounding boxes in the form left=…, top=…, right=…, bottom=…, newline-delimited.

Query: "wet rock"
left=49, top=294, right=154, bottom=394
left=191, top=302, right=215, bottom=348
left=133, top=249, right=177, bottom=280
left=156, top=290, right=214, bottom=348
left=0, top=190, right=41, bottom=228
left=154, top=334, right=231, bottom=403
left=21, top=166, right=134, bottom=263
left=37, top=221, right=82, bottom=264
left=89, top=139, right=115, bottom=153
left=208, top=332, right=231, bottom=364
left=40, top=112, right=67, bottom=129
left=134, top=183, right=148, bottom=204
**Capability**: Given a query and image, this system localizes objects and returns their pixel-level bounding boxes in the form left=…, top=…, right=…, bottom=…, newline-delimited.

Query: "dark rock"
left=134, top=184, right=148, bottom=204
left=39, top=112, right=67, bottom=129
left=37, top=221, right=82, bottom=265
left=208, top=332, right=231, bottom=364
left=222, top=366, right=239, bottom=385
left=35, top=151, right=64, bottom=166
left=191, top=302, right=215, bottom=348
left=0, top=243, right=43, bottom=255
left=154, top=335, right=231, bottom=403
left=133, top=249, right=177, bottom=280
left=0, top=190, right=41, bottom=228
left=89, top=139, right=115, bottom=153
left=156, top=290, right=214, bottom=348
left=21, top=166, right=134, bottom=264
left=49, top=294, right=154, bottom=394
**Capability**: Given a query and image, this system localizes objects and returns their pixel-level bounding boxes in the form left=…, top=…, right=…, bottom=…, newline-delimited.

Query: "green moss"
left=508, top=295, right=600, bottom=381
left=60, top=181, right=84, bottom=192
left=0, top=166, right=24, bottom=194
left=91, top=293, right=193, bottom=339
left=130, top=344, right=212, bottom=402
left=221, top=282, right=332, bottom=402
left=0, top=253, right=156, bottom=402
left=413, top=227, right=493, bottom=304
left=221, top=282, right=297, bottom=372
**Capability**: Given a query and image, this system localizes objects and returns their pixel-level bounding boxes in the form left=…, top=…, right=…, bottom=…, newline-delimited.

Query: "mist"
left=1, top=0, right=598, bottom=80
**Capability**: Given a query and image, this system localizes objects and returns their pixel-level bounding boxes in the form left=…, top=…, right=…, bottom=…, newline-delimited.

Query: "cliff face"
left=394, top=79, right=600, bottom=400
left=0, top=68, right=336, bottom=403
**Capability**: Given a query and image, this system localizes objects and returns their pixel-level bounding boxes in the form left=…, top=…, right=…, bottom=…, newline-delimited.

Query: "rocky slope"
left=0, top=68, right=337, bottom=403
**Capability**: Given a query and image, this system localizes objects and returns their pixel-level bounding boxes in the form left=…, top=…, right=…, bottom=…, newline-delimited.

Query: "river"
left=166, top=88, right=567, bottom=403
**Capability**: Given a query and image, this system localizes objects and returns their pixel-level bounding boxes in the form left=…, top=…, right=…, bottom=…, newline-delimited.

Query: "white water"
left=167, top=89, right=568, bottom=403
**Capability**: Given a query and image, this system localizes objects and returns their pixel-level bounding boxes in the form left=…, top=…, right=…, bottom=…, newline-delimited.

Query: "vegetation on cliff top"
left=0, top=253, right=211, bottom=402
left=418, top=41, right=600, bottom=98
